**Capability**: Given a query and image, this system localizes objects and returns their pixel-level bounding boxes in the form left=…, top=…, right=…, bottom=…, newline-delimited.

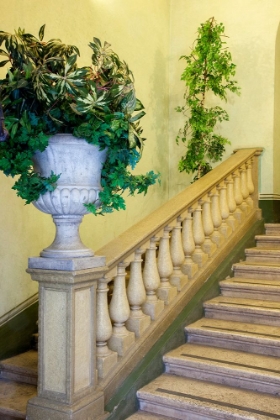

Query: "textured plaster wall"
left=0, top=0, right=170, bottom=317
left=170, top=0, right=280, bottom=197
left=1, top=0, right=280, bottom=319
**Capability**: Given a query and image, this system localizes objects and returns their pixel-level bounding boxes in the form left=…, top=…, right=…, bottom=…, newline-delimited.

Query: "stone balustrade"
left=27, top=148, right=263, bottom=419
left=95, top=148, right=263, bottom=405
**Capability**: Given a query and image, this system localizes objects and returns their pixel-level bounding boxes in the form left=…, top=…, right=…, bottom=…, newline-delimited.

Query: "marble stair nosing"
left=232, top=261, right=280, bottom=279
left=137, top=373, right=280, bottom=420
left=203, top=295, right=280, bottom=326
left=163, top=343, right=280, bottom=395
left=185, top=318, right=280, bottom=357
left=220, top=277, right=280, bottom=301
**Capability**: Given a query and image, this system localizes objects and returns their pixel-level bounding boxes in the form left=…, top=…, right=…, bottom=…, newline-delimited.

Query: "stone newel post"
left=26, top=259, right=107, bottom=420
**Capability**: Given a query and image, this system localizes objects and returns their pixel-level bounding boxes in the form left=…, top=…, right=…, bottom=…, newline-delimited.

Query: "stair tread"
left=234, top=261, right=280, bottom=268
left=204, top=295, right=280, bottom=311
left=0, top=350, right=38, bottom=376
left=127, top=413, right=171, bottom=419
left=186, top=317, right=280, bottom=342
left=220, top=277, right=280, bottom=287
left=164, top=343, right=280, bottom=380
left=138, top=373, right=280, bottom=419
left=0, top=378, right=37, bottom=417
left=246, top=247, right=280, bottom=255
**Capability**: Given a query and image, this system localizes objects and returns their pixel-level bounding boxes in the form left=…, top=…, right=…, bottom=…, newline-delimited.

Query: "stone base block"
left=220, top=223, right=232, bottom=239
left=108, top=328, right=135, bottom=356
left=126, top=312, right=151, bottom=337
left=157, top=284, right=177, bottom=305
left=97, top=350, right=118, bottom=379
left=192, top=250, right=208, bottom=268
left=28, top=255, right=106, bottom=271
left=227, top=216, right=238, bottom=231
left=211, top=231, right=224, bottom=248
left=240, top=202, right=250, bottom=215
left=142, top=299, right=165, bottom=321
left=181, top=261, right=198, bottom=279
left=26, top=391, right=106, bottom=420
left=170, top=272, right=188, bottom=291
left=234, top=209, right=244, bottom=223
left=202, top=239, right=217, bottom=257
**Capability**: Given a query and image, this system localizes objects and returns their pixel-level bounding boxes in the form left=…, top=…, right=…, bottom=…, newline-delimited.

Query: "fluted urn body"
left=32, top=134, right=107, bottom=258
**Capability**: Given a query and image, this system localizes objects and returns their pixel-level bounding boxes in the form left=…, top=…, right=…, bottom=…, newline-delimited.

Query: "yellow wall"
left=1, top=0, right=280, bottom=318
left=0, top=0, right=170, bottom=317
left=170, top=0, right=280, bottom=196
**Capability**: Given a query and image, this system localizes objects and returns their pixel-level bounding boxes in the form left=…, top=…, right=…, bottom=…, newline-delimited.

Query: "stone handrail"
left=95, top=147, right=263, bottom=405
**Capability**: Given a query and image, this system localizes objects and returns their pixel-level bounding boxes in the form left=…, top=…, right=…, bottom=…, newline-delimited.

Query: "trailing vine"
left=176, top=17, right=240, bottom=181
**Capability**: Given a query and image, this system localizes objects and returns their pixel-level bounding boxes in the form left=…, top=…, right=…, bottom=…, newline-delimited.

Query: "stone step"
left=203, top=295, right=280, bottom=326
left=265, top=223, right=280, bottom=236
left=163, top=343, right=280, bottom=395
left=245, top=247, right=280, bottom=263
left=232, top=261, right=280, bottom=279
left=137, top=373, right=280, bottom=419
left=0, top=350, right=38, bottom=385
left=255, top=235, right=280, bottom=248
left=185, top=317, right=280, bottom=357
left=0, top=378, right=37, bottom=419
left=220, top=277, right=280, bottom=301
left=127, top=412, right=172, bottom=419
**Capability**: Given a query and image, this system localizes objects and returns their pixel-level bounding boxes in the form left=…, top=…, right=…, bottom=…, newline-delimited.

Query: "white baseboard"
left=259, top=194, right=280, bottom=201
left=0, top=293, right=38, bottom=327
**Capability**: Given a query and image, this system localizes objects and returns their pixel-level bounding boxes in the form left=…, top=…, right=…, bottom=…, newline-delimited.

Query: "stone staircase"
left=2, top=224, right=280, bottom=419
left=128, top=224, right=280, bottom=419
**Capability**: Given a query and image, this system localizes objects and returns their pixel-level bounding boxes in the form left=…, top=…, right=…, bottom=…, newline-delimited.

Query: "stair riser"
left=138, top=398, right=263, bottom=420
left=138, top=401, right=210, bottom=420
left=0, top=408, right=25, bottom=419
left=204, top=308, right=280, bottom=327
left=245, top=255, right=280, bottom=263
left=265, top=229, right=280, bottom=236
left=233, top=267, right=280, bottom=280
left=165, top=363, right=280, bottom=396
left=0, top=371, right=37, bottom=386
left=256, top=242, right=280, bottom=248
left=220, top=289, right=280, bottom=301
left=186, top=333, right=280, bottom=357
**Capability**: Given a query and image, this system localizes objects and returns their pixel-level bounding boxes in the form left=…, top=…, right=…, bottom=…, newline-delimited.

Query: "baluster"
left=246, top=159, right=254, bottom=208
left=218, top=182, right=232, bottom=238
left=96, top=271, right=118, bottom=378
left=210, top=188, right=224, bottom=247
left=233, top=169, right=244, bottom=222
left=170, top=216, right=188, bottom=291
left=126, top=249, right=151, bottom=337
left=157, top=226, right=177, bottom=305
left=192, top=202, right=208, bottom=267
left=240, top=164, right=250, bottom=214
left=108, top=262, right=135, bottom=356
left=142, top=237, right=165, bottom=320
left=201, top=196, right=217, bottom=257
left=226, top=175, right=238, bottom=231
left=181, top=209, right=198, bottom=278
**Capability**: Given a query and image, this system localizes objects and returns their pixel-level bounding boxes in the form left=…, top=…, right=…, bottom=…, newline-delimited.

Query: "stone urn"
left=32, top=133, right=107, bottom=259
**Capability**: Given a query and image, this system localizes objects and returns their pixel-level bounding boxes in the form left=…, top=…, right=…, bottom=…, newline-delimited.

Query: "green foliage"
left=0, top=26, right=159, bottom=214
left=176, top=17, right=240, bottom=181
